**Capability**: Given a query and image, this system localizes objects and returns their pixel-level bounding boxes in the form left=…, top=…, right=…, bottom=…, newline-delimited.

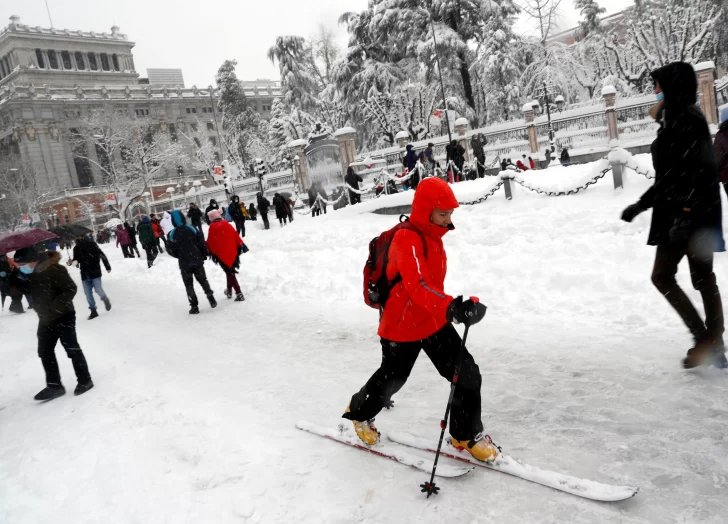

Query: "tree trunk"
left=458, top=50, right=476, bottom=115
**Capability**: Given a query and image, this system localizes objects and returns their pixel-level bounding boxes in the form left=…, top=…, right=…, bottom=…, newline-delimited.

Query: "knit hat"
left=13, top=247, right=40, bottom=264
left=207, top=209, right=223, bottom=221
left=721, top=106, right=728, bottom=124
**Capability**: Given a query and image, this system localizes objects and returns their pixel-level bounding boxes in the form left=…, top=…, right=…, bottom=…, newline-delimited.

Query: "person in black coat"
left=446, top=140, right=465, bottom=181
left=67, top=235, right=112, bottom=319
left=472, top=134, right=486, bottom=178
left=308, top=186, right=320, bottom=217
left=12, top=247, right=93, bottom=400
left=316, top=183, right=328, bottom=215
left=248, top=203, right=258, bottom=221
left=272, top=193, right=288, bottom=226
left=345, top=166, right=363, bottom=205
left=621, top=61, right=726, bottom=369
left=257, top=192, right=271, bottom=230
left=227, top=195, right=246, bottom=237
left=204, top=199, right=220, bottom=225
left=167, top=210, right=216, bottom=314
left=124, top=221, right=141, bottom=258
left=187, top=203, right=204, bottom=235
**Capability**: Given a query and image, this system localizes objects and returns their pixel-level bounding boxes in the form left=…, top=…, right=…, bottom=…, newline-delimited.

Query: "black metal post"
left=431, top=19, right=453, bottom=144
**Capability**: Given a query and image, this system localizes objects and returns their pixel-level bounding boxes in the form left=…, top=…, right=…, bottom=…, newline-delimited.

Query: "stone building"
left=242, top=80, right=281, bottom=120
left=0, top=16, right=225, bottom=226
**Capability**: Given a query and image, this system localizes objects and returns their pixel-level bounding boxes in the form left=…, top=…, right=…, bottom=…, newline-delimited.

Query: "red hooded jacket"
left=378, top=178, right=458, bottom=342
left=206, top=219, right=243, bottom=270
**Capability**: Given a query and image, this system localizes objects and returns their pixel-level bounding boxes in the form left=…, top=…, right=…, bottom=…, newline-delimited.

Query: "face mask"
left=18, top=265, right=34, bottom=275
left=656, top=92, right=665, bottom=102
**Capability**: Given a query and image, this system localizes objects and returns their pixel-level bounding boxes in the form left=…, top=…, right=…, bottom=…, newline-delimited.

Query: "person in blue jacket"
left=166, top=210, right=217, bottom=314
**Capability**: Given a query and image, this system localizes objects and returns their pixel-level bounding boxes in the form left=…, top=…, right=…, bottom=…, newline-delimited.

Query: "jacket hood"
left=171, top=210, right=186, bottom=227
left=141, top=216, right=150, bottom=224
left=231, top=195, right=239, bottom=203
left=409, top=178, right=459, bottom=239
left=406, top=144, right=414, bottom=152
left=36, top=251, right=62, bottom=273
left=209, top=199, right=217, bottom=206
left=116, top=224, right=124, bottom=231
left=651, top=62, right=697, bottom=110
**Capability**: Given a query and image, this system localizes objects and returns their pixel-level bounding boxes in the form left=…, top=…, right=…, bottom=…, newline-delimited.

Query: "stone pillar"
left=287, top=139, right=309, bottom=191
left=395, top=130, right=410, bottom=149
left=454, top=118, right=471, bottom=164
left=695, top=61, right=718, bottom=125
left=602, top=86, right=619, bottom=142
left=523, top=103, right=539, bottom=161
left=335, top=126, right=358, bottom=180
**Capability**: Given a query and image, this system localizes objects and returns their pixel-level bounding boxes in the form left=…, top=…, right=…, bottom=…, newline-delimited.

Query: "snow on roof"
left=694, top=61, right=715, bottom=72
left=454, top=118, right=469, bottom=127
left=334, top=127, right=356, bottom=137
left=601, top=86, right=617, bottom=96
left=395, top=131, right=410, bottom=140
left=288, top=139, right=308, bottom=148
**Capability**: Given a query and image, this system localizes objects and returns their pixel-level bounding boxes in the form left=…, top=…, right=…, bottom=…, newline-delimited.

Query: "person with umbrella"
left=11, top=246, right=94, bottom=401
left=66, top=234, right=112, bottom=319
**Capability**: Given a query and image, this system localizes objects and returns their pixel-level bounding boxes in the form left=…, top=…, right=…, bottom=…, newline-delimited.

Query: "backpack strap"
left=388, top=216, right=426, bottom=289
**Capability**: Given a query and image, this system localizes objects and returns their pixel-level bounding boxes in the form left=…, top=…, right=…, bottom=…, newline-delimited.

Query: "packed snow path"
left=2, top=159, right=727, bottom=523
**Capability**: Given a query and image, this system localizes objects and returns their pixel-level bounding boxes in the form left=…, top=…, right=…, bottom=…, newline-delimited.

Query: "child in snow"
left=342, top=177, right=496, bottom=463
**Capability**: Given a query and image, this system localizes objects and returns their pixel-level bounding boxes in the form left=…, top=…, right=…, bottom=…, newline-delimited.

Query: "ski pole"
left=421, top=300, right=483, bottom=498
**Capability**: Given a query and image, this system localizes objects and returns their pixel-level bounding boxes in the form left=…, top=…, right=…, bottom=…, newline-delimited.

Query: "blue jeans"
left=82, top=277, right=107, bottom=310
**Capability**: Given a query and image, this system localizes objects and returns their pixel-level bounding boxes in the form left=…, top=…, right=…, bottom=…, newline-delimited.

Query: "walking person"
left=124, top=221, right=142, bottom=258
left=166, top=210, right=217, bottom=314
left=67, top=234, right=112, bottom=320
left=151, top=214, right=166, bottom=254
left=345, top=166, right=363, bottom=205
left=116, top=224, right=134, bottom=258
left=257, top=192, right=271, bottom=230
left=715, top=107, right=728, bottom=199
left=206, top=209, right=246, bottom=302
left=228, top=195, right=247, bottom=237
left=621, top=61, right=726, bottom=369
left=138, top=216, right=159, bottom=268
left=472, top=134, right=486, bottom=178
left=204, top=199, right=220, bottom=225
left=308, top=186, right=320, bottom=217
left=11, top=247, right=94, bottom=401
left=341, top=178, right=496, bottom=462
left=273, top=193, right=288, bottom=227
left=187, top=203, right=204, bottom=235
left=316, top=183, right=328, bottom=215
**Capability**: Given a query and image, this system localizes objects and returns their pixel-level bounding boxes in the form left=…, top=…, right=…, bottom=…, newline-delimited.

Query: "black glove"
left=669, top=213, right=691, bottom=247
left=621, top=203, right=645, bottom=223
left=447, top=296, right=487, bottom=326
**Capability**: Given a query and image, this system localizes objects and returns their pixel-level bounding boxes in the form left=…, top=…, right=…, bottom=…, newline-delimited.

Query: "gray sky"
left=7, top=0, right=635, bottom=88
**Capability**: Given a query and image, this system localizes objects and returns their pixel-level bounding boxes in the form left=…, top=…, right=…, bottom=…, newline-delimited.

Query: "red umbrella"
left=0, top=229, right=58, bottom=255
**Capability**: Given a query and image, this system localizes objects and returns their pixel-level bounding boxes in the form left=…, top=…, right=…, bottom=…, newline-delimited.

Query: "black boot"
left=234, top=293, right=245, bottom=302
left=189, top=305, right=200, bottom=314
left=88, top=309, right=99, bottom=320
left=34, top=385, right=66, bottom=401
left=74, top=380, right=94, bottom=396
left=208, top=295, right=217, bottom=308
left=103, top=298, right=111, bottom=311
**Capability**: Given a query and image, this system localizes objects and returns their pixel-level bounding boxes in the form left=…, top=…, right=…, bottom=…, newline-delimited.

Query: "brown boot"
left=683, top=337, right=725, bottom=369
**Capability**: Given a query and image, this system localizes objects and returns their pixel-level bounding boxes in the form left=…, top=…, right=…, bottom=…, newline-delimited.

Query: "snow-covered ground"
left=2, top=157, right=728, bottom=523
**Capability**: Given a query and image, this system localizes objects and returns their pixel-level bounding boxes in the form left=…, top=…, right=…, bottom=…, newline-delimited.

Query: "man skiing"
left=12, top=247, right=93, bottom=400
left=342, top=177, right=496, bottom=462
left=621, top=62, right=726, bottom=369
left=167, top=210, right=217, bottom=314
left=67, top=234, right=112, bottom=319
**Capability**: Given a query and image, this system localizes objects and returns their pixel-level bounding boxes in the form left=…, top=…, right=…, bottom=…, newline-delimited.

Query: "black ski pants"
left=143, top=244, right=159, bottom=267
left=234, top=218, right=246, bottom=237
left=181, top=265, right=213, bottom=307
left=261, top=212, right=270, bottom=230
left=344, top=323, right=483, bottom=441
left=652, top=244, right=724, bottom=341
left=37, top=313, right=91, bottom=386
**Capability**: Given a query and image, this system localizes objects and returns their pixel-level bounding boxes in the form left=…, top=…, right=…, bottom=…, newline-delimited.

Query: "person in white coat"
left=160, top=211, right=174, bottom=237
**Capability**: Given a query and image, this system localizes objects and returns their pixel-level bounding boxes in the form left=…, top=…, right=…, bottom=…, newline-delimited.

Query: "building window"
left=135, top=109, right=149, bottom=116
left=190, top=123, right=198, bottom=132
left=186, top=108, right=197, bottom=114
left=74, top=52, right=85, bottom=70
left=206, top=122, right=214, bottom=131
left=100, top=53, right=110, bottom=71
left=169, top=123, right=177, bottom=141
left=87, top=53, right=98, bottom=71
left=202, top=107, right=213, bottom=114
left=47, top=50, right=59, bottom=69
left=209, top=137, right=217, bottom=146
left=112, top=54, right=120, bottom=71
left=0, top=58, right=6, bottom=79
left=61, top=51, right=72, bottom=70
left=35, top=49, right=45, bottom=69
left=70, top=128, right=94, bottom=187
left=193, top=138, right=201, bottom=148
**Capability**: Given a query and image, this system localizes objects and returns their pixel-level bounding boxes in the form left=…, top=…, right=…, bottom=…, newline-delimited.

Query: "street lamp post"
left=540, top=82, right=557, bottom=161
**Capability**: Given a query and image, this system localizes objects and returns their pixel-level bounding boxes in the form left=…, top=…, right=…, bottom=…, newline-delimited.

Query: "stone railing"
left=0, top=18, right=129, bottom=42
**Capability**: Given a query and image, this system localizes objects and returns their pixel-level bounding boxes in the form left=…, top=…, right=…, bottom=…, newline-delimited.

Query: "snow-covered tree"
left=0, top=154, right=55, bottom=232
left=574, top=0, right=606, bottom=37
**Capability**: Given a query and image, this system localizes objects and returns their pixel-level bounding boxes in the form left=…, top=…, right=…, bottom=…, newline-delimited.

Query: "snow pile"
left=609, top=147, right=656, bottom=178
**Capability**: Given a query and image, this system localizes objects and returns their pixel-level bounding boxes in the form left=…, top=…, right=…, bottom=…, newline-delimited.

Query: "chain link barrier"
left=457, top=181, right=506, bottom=206
left=509, top=166, right=613, bottom=196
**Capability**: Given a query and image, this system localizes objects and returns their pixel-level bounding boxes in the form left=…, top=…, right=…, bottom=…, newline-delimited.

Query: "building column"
left=695, top=61, right=718, bottom=125
left=335, top=127, right=357, bottom=181
left=287, top=139, right=309, bottom=191
left=523, top=103, right=539, bottom=164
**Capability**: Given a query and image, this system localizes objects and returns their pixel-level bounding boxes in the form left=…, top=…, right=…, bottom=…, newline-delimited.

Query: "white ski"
left=296, top=421, right=473, bottom=478
left=387, top=431, right=639, bottom=502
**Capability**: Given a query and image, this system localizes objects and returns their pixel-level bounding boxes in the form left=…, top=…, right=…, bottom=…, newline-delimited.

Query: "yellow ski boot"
left=451, top=433, right=499, bottom=463
left=345, top=405, right=379, bottom=445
